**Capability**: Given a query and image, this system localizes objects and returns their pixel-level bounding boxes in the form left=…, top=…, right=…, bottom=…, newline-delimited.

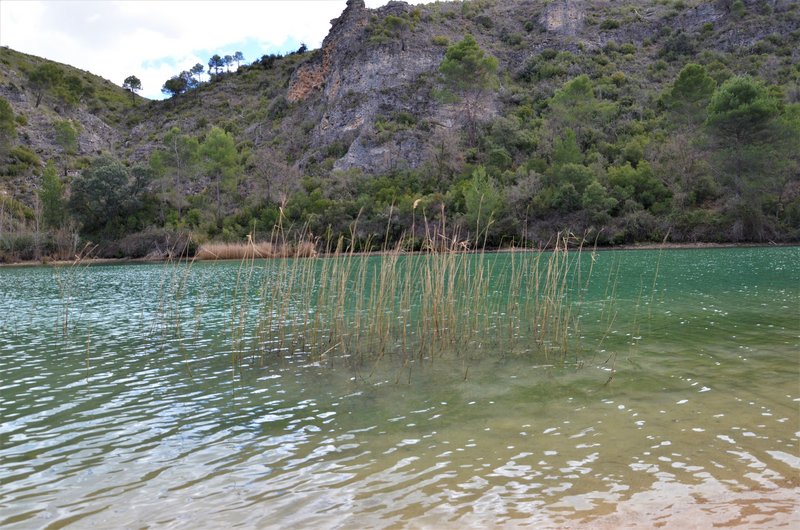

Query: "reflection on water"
left=0, top=247, right=798, bottom=528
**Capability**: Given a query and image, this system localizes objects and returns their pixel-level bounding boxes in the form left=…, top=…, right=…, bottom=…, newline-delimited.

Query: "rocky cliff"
left=3, top=0, right=797, bottom=180
left=1, top=0, right=798, bottom=250
left=279, top=0, right=797, bottom=175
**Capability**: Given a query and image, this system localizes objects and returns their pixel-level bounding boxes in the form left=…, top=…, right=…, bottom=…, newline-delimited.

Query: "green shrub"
left=6, top=146, right=42, bottom=175
left=731, top=0, right=745, bottom=18
left=369, top=14, right=410, bottom=45
left=501, top=31, right=523, bottom=46
left=475, top=14, right=493, bottom=29
left=540, top=48, right=558, bottom=61
left=600, top=19, right=621, bottom=30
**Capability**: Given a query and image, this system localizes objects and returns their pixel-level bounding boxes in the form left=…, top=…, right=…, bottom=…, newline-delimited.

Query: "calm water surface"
left=1, top=247, right=798, bottom=528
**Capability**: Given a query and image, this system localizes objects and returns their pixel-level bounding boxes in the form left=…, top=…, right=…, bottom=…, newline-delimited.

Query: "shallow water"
left=1, top=247, right=798, bottom=528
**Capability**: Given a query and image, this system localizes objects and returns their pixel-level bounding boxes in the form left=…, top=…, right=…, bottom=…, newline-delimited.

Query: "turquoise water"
left=1, top=247, right=798, bottom=528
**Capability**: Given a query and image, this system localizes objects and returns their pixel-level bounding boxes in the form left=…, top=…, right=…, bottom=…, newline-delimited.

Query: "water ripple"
left=1, top=251, right=798, bottom=528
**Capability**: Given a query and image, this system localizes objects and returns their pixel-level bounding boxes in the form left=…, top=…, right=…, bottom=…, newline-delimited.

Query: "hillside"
left=1, top=0, right=799, bottom=261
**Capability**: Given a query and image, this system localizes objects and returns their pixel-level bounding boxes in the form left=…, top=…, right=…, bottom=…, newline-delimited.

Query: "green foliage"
left=372, top=111, right=418, bottom=144
left=3, top=3, right=797, bottom=251
left=600, top=19, right=621, bottom=30
left=0, top=96, right=15, bottom=157
left=9, top=145, right=40, bottom=167
left=440, top=35, right=499, bottom=144
left=607, top=161, right=671, bottom=213
left=439, top=35, right=498, bottom=94
left=487, top=147, right=512, bottom=172
left=487, top=116, right=538, bottom=158
left=663, top=64, right=716, bottom=124
left=533, top=161, right=597, bottom=215
left=547, top=75, right=617, bottom=150
left=518, top=50, right=568, bottom=82
left=53, top=119, right=79, bottom=175
left=208, top=54, right=224, bottom=75
left=659, top=31, right=695, bottom=61
left=190, top=63, right=205, bottom=80
left=474, top=14, right=494, bottom=29
left=54, top=120, right=78, bottom=154
left=150, top=127, right=200, bottom=219
left=553, top=164, right=594, bottom=195
left=552, top=129, right=582, bottom=166
left=200, top=127, right=241, bottom=223
left=68, top=156, right=151, bottom=237
left=370, top=14, right=411, bottom=45
left=581, top=180, right=618, bottom=222
left=618, top=43, right=636, bottom=55
left=463, top=166, right=504, bottom=239
left=162, top=75, right=188, bottom=97
left=706, top=75, right=779, bottom=142
left=267, top=96, right=289, bottom=120
left=57, top=74, right=89, bottom=107
left=39, top=160, right=65, bottom=228
left=123, top=75, right=142, bottom=99
left=621, top=136, right=648, bottom=166
left=27, top=63, right=62, bottom=107
left=704, top=76, right=797, bottom=240
left=552, top=75, right=595, bottom=109
left=500, top=29, right=523, bottom=46
left=4, top=145, right=41, bottom=176
left=731, top=0, right=746, bottom=18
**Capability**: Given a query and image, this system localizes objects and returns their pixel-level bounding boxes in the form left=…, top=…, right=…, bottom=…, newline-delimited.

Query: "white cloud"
left=0, top=0, right=431, bottom=99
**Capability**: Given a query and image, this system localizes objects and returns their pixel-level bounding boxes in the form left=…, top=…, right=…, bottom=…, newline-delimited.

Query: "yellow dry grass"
left=195, top=241, right=316, bottom=260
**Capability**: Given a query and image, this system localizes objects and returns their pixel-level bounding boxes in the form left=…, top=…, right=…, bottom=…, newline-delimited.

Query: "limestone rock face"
left=282, top=0, right=798, bottom=175
left=541, top=0, right=584, bottom=36
left=287, top=0, right=370, bottom=104
left=0, top=78, right=121, bottom=163
left=3, top=0, right=798, bottom=184
left=288, top=0, right=451, bottom=174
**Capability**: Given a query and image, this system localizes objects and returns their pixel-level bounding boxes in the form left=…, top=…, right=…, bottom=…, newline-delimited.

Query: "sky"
left=0, top=0, right=430, bottom=100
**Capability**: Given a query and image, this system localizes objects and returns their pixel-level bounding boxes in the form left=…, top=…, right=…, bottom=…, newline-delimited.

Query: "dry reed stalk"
left=218, top=211, right=612, bottom=378
left=52, top=242, right=96, bottom=337
left=152, top=237, right=200, bottom=376
left=195, top=240, right=317, bottom=260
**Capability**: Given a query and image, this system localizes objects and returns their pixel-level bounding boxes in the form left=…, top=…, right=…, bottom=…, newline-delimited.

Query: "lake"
left=1, top=247, right=798, bottom=528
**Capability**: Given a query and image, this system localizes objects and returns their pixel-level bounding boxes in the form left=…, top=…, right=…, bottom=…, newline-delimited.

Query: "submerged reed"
left=220, top=216, right=605, bottom=375
left=52, top=243, right=96, bottom=337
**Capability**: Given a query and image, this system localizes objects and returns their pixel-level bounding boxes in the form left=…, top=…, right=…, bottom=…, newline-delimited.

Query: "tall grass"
left=219, top=215, right=604, bottom=377
left=52, top=243, right=96, bottom=336
left=195, top=240, right=316, bottom=260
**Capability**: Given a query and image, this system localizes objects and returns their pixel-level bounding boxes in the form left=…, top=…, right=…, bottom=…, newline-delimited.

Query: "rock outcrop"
left=288, top=1, right=468, bottom=174
left=3, top=0, right=798, bottom=183
left=541, top=0, right=584, bottom=36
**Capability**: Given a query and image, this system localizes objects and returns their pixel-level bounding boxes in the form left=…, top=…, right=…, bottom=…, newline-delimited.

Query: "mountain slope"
left=1, top=0, right=799, bottom=260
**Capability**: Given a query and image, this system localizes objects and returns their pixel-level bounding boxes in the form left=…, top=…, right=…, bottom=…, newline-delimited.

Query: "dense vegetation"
left=0, top=0, right=798, bottom=261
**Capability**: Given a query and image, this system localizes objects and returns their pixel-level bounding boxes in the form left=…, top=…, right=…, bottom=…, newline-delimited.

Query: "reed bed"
left=222, top=221, right=602, bottom=375
left=195, top=240, right=316, bottom=260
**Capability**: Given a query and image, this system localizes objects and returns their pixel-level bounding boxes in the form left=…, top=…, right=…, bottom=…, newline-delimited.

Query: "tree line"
left=1, top=28, right=798, bottom=261
left=159, top=44, right=308, bottom=98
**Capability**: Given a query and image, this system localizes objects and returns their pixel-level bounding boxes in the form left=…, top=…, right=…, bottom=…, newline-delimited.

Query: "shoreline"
left=1, top=241, right=797, bottom=268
